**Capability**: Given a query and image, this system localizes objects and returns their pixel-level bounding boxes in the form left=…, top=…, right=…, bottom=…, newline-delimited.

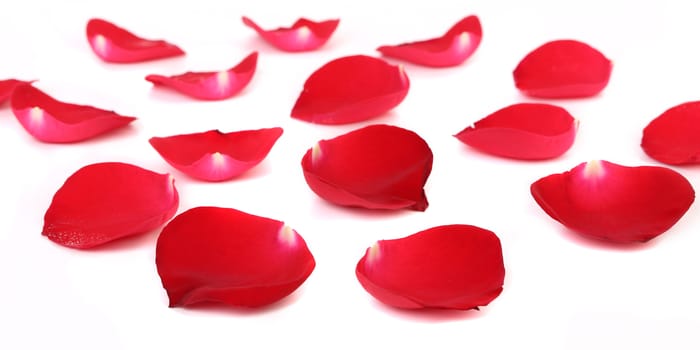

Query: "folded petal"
left=0, top=79, right=32, bottom=105
left=292, top=55, right=409, bottom=125
left=531, top=160, right=694, bottom=243
left=43, top=162, right=179, bottom=249
left=302, top=124, right=432, bottom=211
left=642, top=101, right=700, bottom=165
left=242, top=16, right=339, bottom=52
left=86, top=18, right=185, bottom=63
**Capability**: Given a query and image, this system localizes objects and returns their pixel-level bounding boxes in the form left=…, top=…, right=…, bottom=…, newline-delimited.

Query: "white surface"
left=2, top=1, right=700, bottom=349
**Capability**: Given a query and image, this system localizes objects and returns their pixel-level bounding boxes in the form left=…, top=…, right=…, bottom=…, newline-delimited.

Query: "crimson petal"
left=531, top=160, right=694, bottom=243
left=43, top=162, right=179, bottom=249
left=156, top=206, right=315, bottom=308
left=292, top=55, right=409, bottom=125
left=513, top=40, right=612, bottom=98
left=641, top=101, right=700, bottom=165
left=86, top=18, right=185, bottom=63
left=242, top=16, right=339, bottom=52
left=454, top=103, right=577, bottom=159
left=302, top=124, right=432, bottom=211
left=0, top=79, right=32, bottom=105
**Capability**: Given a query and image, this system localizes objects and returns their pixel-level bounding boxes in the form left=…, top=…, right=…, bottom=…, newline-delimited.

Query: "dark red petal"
left=531, top=160, right=695, bottom=243
left=242, top=16, right=339, bottom=52
left=43, top=162, right=179, bottom=249
left=454, top=103, right=577, bottom=159
left=292, top=55, right=409, bottom=125
left=377, top=15, right=482, bottom=67
left=513, top=40, right=612, bottom=98
left=156, top=206, right=315, bottom=308
left=641, top=101, right=700, bottom=165
left=86, top=18, right=185, bottom=63
left=146, top=52, right=257, bottom=101
left=149, top=127, right=283, bottom=182
left=0, top=79, right=32, bottom=105
left=301, top=124, right=432, bottom=211
left=10, top=84, right=135, bottom=143
left=356, top=224, right=505, bottom=310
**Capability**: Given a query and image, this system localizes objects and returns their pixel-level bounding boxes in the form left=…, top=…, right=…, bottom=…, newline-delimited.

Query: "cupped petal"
left=149, top=127, right=283, bottom=182
left=377, top=15, right=482, bottom=67
left=513, top=39, right=612, bottom=98
left=454, top=103, right=577, bottom=159
left=531, top=160, right=695, bottom=243
left=86, top=18, right=185, bottom=63
left=292, top=55, right=410, bottom=125
left=156, top=206, right=315, bottom=308
left=43, top=162, right=179, bottom=249
left=301, top=124, right=432, bottom=211
left=642, top=101, right=700, bottom=165
left=0, top=79, right=33, bottom=105
left=242, top=16, right=339, bottom=52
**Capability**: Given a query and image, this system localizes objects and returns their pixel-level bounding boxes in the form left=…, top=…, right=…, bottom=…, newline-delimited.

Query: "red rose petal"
left=356, top=224, right=505, bottom=310
left=292, top=55, right=410, bottom=125
left=43, top=162, right=179, bottom=249
left=242, top=16, right=339, bottom=52
left=86, top=18, right=185, bottom=63
left=641, top=101, right=700, bottom=165
left=302, top=124, right=432, bottom=211
left=0, top=79, right=32, bottom=105
left=531, top=160, right=695, bottom=243
left=149, top=127, right=283, bottom=182
left=454, top=103, right=577, bottom=159
left=377, top=15, right=482, bottom=67
left=10, top=84, right=136, bottom=143
left=156, top=206, right=315, bottom=308
left=146, top=52, right=257, bottom=101
left=513, top=39, right=612, bottom=98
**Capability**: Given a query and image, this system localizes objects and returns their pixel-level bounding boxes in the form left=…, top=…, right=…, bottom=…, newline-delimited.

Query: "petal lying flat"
left=146, top=52, right=257, bottom=100
left=149, top=127, right=283, bottom=182
left=377, top=15, right=482, bottom=67
left=0, top=79, right=32, bottom=105
left=43, top=162, right=179, bottom=249
left=292, top=55, right=409, bottom=124
left=642, top=101, right=700, bottom=165
left=156, top=206, right=315, bottom=308
left=531, top=160, right=694, bottom=243
left=10, top=84, right=136, bottom=143
left=455, top=103, right=577, bottom=159
left=86, top=18, right=185, bottom=63
left=242, top=16, right=339, bottom=52
left=513, top=40, right=612, bottom=98
left=302, top=124, right=432, bottom=211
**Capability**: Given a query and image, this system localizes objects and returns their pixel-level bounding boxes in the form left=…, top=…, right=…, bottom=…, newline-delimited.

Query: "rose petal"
left=156, top=206, right=315, bottom=308
left=86, top=18, right=185, bottom=63
left=292, top=55, right=409, bottom=125
left=43, top=162, right=179, bottom=249
left=377, top=15, right=482, bottom=67
left=0, top=79, right=32, bottom=105
left=149, top=127, right=283, bottom=182
left=531, top=160, right=695, bottom=243
left=513, top=39, right=612, bottom=98
left=454, top=103, right=577, bottom=159
left=356, top=224, right=505, bottom=310
left=641, top=101, right=700, bottom=165
left=242, top=16, right=339, bottom=52
left=302, top=124, right=432, bottom=211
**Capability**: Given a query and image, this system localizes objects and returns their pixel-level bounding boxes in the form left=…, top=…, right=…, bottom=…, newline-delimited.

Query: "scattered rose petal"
left=531, top=160, right=694, bottom=243
left=156, top=206, right=315, bottom=308
left=43, top=162, right=179, bottom=249
left=641, top=101, right=700, bottom=165
left=356, top=224, right=505, bottom=310
left=513, top=39, right=612, bottom=98
left=149, top=127, right=283, bottom=182
left=0, top=79, right=32, bottom=105
left=86, top=18, right=185, bottom=63
left=292, top=55, right=409, bottom=125
left=242, top=16, right=339, bottom=52
left=302, top=124, right=432, bottom=211
left=454, top=103, right=577, bottom=159
left=377, top=15, right=482, bottom=67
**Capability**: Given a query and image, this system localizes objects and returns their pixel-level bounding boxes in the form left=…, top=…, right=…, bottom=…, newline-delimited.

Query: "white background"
left=2, top=1, right=700, bottom=349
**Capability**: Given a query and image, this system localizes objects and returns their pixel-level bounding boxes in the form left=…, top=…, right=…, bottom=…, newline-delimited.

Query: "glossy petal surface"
left=242, top=16, right=339, bottom=52
left=86, top=18, right=185, bottom=63
left=0, top=79, right=32, bottom=104
left=642, top=101, right=700, bottom=165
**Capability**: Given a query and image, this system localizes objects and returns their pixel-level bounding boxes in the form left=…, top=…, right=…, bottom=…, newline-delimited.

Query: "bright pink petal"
left=642, top=101, right=700, bottom=165
left=86, top=18, right=185, bottom=63
left=377, top=15, right=482, bottom=67
left=531, top=160, right=695, bottom=243
left=292, top=55, right=410, bottom=125
left=156, top=206, right=315, bottom=308
left=513, top=40, right=612, bottom=98
left=242, top=16, right=339, bottom=52
left=302, top=124, right=432, bottom=211
left=455, top=103, right=577, bottom=159
left=149, top=127, right=283, bottom=182
left=0, top=79, right=33, bottom=105
left=43, top=162, right=179, bottom=249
